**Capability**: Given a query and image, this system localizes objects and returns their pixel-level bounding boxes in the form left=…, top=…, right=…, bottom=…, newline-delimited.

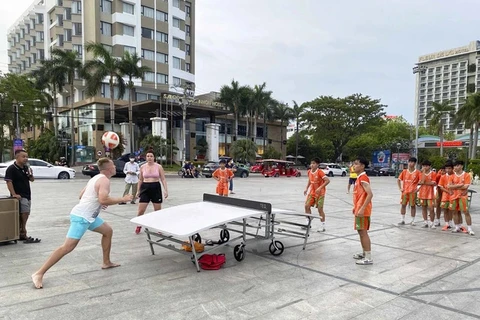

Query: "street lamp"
left=412, top=65, right=428, bottom=158
left=14, top=99, right=41, bottom=139
left=395, top=142, right=402, bottom=178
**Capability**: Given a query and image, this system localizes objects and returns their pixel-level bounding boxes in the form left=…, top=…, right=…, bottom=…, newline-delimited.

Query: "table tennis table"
left=131, top=194, right=316, bottom=272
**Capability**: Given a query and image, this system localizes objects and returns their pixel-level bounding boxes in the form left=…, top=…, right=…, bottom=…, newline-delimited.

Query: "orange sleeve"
left=465, top=174, right=471, bottom=185
left=319, top=169, right=326, bottom=179
left=432, top=172, right=437, bottom=183
left=212, top=169, right=219, bottom=179
left=398, top=170, right=404, bottom=180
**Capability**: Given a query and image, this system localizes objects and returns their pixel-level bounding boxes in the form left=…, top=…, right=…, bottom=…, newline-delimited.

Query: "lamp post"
left=395, top=142, right=402, bottom=178
left=14, top=99, right=41, bottom=139
left=412, top=65, right=428, bottom=158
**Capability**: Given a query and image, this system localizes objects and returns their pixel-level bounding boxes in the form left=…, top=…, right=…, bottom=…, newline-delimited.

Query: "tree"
left=262, top=99, right=277, bottom=153
left=457, top=93, right=480, bottom=159
left=230, top=139, right=257, bottom=163
left=139, top=134, right=178, bottom=164
left=272, top=102, right=294, bottom=152
left=194, top=137, right=208, bottom=159
left=218, top=80, right=250, bottom=139
left=426, top=100, right=455, bottom=157
left=250, top=83, right=272, bottom=141
left=27, top=129, right=61, bottom=163
left=50, top=49, right=84, bottom=166
left=119, top=51, right=151, bottom=154
left=302, top=94, right=386, bottom=161
left=291, top=100, right=305, bottom=160
left=262, top=146, right=281, bottom=160
left=83, top=42, right=126, bottom=132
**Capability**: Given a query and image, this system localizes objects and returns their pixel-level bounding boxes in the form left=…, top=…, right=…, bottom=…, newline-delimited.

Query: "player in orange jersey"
left=448, top=160, right=474, bottom=235
left=397, top=157, right=421, bottom=225
left=437, top=161, right=454, bottom=231
left=351, top=157, right=373, bottom=265
left=418, top=160, right=437, bottom=228
left=434, top=166, right=445, bottom=227
left=304, top=157, right=330, bottom=232
left=212, top=159, right=234, bottom=197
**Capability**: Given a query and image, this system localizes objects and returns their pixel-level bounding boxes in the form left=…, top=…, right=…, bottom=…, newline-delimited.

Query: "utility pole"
left=179, top=81, right=194, bottom=165
left=412, top=65, right=427, bottom=158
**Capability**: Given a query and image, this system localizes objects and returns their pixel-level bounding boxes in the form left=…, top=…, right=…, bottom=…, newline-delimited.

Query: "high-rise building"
left=414, top=41, right=480, bottom=135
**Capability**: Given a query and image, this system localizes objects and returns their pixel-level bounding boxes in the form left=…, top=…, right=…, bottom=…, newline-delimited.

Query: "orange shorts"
left=449, top=197, right=468, bottom=212
left=216, top=182, right=229, bottom=196
left=355, top=216, right=370, bottom=231
left=305, top=194, right=325, bottom=208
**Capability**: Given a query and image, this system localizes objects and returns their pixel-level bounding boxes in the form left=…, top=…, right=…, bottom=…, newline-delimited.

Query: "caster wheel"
left=220, top=229, right=230, bottom=243
left=234, top=244, right=245, bottom=261
left=192, top=233, right=201, bottom=243
left=268, top=241, right=284, bottom=256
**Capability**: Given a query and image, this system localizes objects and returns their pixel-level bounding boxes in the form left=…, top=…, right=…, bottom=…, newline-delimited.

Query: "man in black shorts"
left=4, top=149, right=41, bottom=243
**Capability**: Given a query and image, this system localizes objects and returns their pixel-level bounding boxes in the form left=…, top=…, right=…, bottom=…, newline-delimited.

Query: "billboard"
left=391, top=153, right=411, bottom=163
left=372, top=150, right=390, bottom=168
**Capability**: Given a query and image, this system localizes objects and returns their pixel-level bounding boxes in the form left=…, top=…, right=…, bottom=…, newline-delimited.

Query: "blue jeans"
left=229, top=179, right=233, bottom=191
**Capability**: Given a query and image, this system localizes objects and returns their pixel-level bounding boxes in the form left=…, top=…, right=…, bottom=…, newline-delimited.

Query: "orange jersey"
left=353, top=172, right=372, bottom=217
left=398, top=169, right=421, bottom=194
left=448, top=172, right=471, bottom=200
left=438, top=174, right=451, bottom=202
left=308, top=168, right=327, bottom=196
left=418, top=171, right=436, bottom=200
left=212, top=168, right=234, bottom=183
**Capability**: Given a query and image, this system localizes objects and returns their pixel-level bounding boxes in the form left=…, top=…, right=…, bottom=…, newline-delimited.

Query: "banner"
left=13, top=139, right=24, bottom=152
left=372, top=150, right=390, bottom=168
left=391, top=153, right=411, bottom=163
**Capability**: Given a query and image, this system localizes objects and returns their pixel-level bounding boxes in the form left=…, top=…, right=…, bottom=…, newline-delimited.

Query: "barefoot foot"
left=102, top=262, right=121, bottom=269
left=31, top=273, right=43, bottom=289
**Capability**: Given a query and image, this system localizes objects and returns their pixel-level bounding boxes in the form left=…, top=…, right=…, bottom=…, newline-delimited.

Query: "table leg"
left=146, top=228, right=155, bottom=255
left=190, top=235, right=201, bottom=272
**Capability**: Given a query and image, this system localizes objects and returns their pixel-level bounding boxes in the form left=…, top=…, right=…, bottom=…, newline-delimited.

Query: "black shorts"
left=139, top=182, right=162, bottom=203
left=349, top=178, right=357, bottom=185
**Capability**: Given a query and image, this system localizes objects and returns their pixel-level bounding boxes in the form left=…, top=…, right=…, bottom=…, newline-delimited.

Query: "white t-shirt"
left=70, top=174, right=104, bottom=222
left=123, top=161, right=140, bottom=184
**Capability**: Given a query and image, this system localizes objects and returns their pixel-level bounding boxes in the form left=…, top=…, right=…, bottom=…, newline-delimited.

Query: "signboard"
left=13, top=139, right=24, bottom=152
left=391, top=153, right=411, bottom=163
left=372, top=150, right=390, bottom=168
left=162, top=94, right=226, bottom=110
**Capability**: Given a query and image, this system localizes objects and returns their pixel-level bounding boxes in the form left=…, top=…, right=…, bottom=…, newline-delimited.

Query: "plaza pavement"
left=1, top=172, right=480, bottom=320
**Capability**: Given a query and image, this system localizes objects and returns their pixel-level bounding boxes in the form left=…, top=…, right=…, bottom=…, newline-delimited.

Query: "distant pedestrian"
left=227, top=159, right=237, bottom=194
left=120, top=156, right=139, bottom=205
left=347, top=163, right=357, bottom=194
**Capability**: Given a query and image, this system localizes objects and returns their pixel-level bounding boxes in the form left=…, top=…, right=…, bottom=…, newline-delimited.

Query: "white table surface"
left=131, top=201, right=271, bottom=237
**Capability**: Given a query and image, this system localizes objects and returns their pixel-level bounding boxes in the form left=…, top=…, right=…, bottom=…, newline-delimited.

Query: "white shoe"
left=410, top=221, right=416, bottom=226
left=468, top=230, right=475, bottom=236
left=353, top=253, right=364, bottom=259
left=355, top=258, right=373, bottom=265
left=430, top=224, right=436, bottom=229
left=317, top=227, right=326, bottom=232
left=422, top=223, right=429, bottom=228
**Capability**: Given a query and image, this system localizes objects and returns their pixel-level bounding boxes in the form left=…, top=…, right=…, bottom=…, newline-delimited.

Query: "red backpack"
left=198, top=254, right=226, bottom=270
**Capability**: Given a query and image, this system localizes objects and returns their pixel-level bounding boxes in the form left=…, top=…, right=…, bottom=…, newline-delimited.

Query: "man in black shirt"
left=4, top=149, right=40, bottom=243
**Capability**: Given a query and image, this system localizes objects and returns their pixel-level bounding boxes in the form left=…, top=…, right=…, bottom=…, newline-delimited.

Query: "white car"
left=320, top=163, right=347, bottom=177
left=0, top=158, right=76, bottom=179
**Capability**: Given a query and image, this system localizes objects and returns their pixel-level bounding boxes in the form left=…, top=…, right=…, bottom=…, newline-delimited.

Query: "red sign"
left=436, top=141, right=462, bottom=147
left=392, top=153, right=411, bottom=162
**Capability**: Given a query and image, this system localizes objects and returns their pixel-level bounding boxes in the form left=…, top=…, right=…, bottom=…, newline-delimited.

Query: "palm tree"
left=238, top=86, right=254, bottom=139
left=426, top=100, right=455, bottom=157
left=251, top=83, right=272, bottom=142
left=119, top=51, right=151, bottom=153
left=230, top=139, right=258, bottom=163
left=262, top=99, right=277, bottom=153
left=30, top=58, right=66, bottom=137
left=291, top=100, right=305, bottom=160
left=272, top=102, right=294, bottom=152
left=218, top=80, right=249, bottom=139
left=457, top=93, right=480, bottom=158
left=50, top=49, right=83, bottom=166
left=83, top=42, right=126, bottom=132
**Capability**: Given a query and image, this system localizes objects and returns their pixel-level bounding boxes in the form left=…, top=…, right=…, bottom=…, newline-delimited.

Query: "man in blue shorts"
left=31, top=158, right=133, bottom=289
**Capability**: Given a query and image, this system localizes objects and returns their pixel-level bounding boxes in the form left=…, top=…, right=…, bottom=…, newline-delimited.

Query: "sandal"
left=23, top=237, right=41, bottom=244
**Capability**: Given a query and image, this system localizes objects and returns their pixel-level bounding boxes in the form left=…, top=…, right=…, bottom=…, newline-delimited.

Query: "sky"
left=1, top=0, right=480, bottom=123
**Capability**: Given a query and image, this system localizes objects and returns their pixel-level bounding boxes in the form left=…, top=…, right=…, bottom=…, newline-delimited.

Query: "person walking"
left=4, top=149, right=40, bottom=243
left=31, top=158, right=133, bottom=289
left=120, top=156, right=139, bottom=205
left=347, top=163, right=357, bottom=194
left=227, top=159, right=237, bottom=194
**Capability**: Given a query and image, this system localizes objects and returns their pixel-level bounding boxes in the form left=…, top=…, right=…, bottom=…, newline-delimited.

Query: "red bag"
left=198, top=254, right=226, bottom=270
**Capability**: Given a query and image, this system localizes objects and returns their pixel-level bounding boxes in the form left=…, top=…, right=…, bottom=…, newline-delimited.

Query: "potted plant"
left=194, top=137, right=208, bottom=160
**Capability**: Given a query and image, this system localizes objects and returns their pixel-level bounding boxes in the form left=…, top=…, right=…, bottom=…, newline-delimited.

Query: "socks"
left=401, top=215, right=405, bottom=222
left=364, top=251, right=372, bottom=260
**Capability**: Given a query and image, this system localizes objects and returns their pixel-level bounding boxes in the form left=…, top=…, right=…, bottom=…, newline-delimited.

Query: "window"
left=58, top=34, right=64, bottom=46
left=173, top=38, right=180, bottom=48
left=173, top=0, right=180, bottom=8
left=32, top=53, right=37, bottom=64
left=64, top=8, right=72, bottom=20
left=73, top=44, right=82, bottom=58
left=124, top=46, right=136, bottom=55
left=36, top=13, right=44, bottom=24
left=156, top=31, right=168, bottom=43
left=57, top=0, right=63, bottom=6
left=36, top=31, right=44, bottom=42
left=156, top=10, right=168, bottom=22
left=30, top=18, right=35, bottom=29
left=186, top=63, right=191, bottom=72
left=157, top=52, right=168, bottom=64
left=123, top=24, right=134, bottom=36
left=20, top=29, right=25, bottom=38
left=25, top=40, right=30, bottom=51
left=141, top=6, right=154, bottom=18
left=156, top=73, right=168, bottom=84
left=73, top=23, right=82, bottom=35
left=20, top=45, right=25, bottom=55
left=173, top=57, right=181, bottom=69
left=38, top=49, right=45, bottom=60
left=64, top=29, right=72, bottom=41
left=141, top=27, right=153, bottom=39
left=186, top=3, right=191, bottom=16
left=136, top=93, right=148, bottom=101
left=123, top=2, right=134, bottom=14
left=26, top=24, right=30, bottom=33
left=173, top=17, right=181, bottom=28
left=173, top=77, right=181, bottom=86
left=186, top=44, right=190, bottom=55
left=100, top=22, right=112, bottom=36
left=72, top=1, right=82, bottom=14
left=100, top=0, right=112, bottom=14
left=186, top=25, right=191, bottom=36
left=144, top=72, right=155, bottom=82
left=141, top=49, right=155, bottom=61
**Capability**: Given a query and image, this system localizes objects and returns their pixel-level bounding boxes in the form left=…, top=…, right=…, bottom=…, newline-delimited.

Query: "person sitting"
left=183, top=161, right=193, bottom=177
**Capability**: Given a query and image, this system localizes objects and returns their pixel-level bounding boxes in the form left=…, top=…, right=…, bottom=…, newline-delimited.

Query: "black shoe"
left=130, top=201, right=136, bottom=204
left=119, top=202, right=127, bottom=205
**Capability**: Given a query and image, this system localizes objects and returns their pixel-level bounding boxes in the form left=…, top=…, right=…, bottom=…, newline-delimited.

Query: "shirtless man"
left=31, top=158, right=132, bottom=289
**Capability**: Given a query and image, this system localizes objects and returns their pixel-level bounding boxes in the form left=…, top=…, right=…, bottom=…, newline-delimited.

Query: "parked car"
left=320, top=163, right=347, bottom=177
left=202, top=161, right=249, bottom=178
left=379, top=167, right=395, bottom=176
left=0, top=159, right=76, bottom=179
left=365, top=167, right=381, bottom=176
left=250, top=162, right=264, bottom=173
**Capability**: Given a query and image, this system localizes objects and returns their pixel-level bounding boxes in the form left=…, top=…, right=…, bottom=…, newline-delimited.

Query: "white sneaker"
left=430, top=224, right=436, bottom=229
left=410, top=220, right=416, bottom=226
left=355, top=258, right=373, bottom=265
left=468, top=230, right=475, bottom=236
left=422, top=223, right=429, bottom=228
left=317, top=227, right=326, bottom=232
